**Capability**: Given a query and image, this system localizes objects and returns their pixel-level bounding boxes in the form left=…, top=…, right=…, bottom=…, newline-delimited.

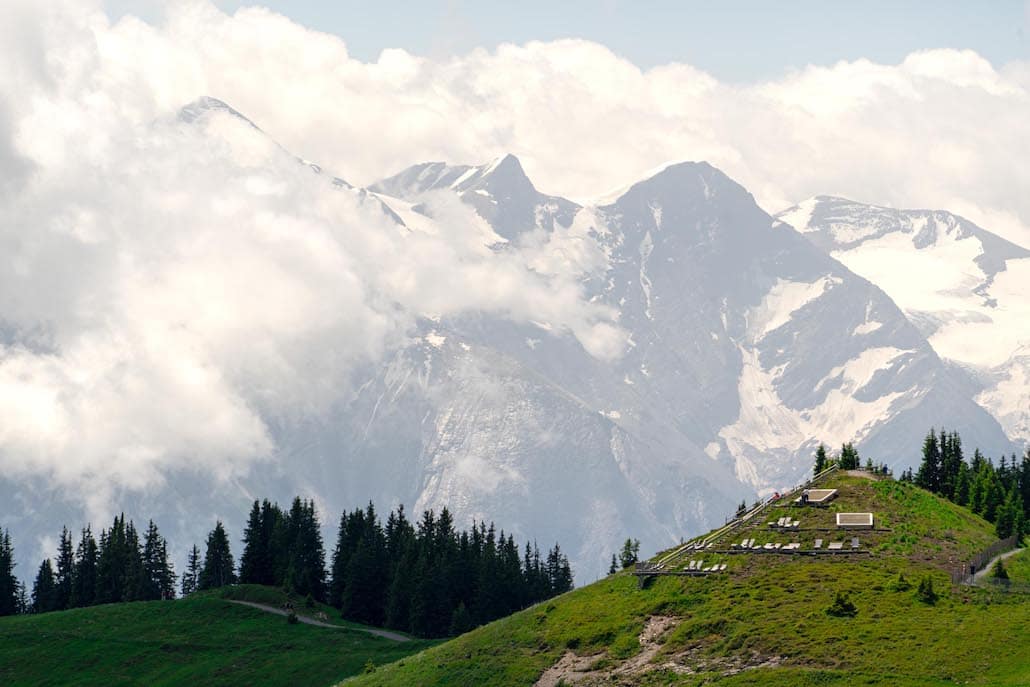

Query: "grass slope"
left=0, top=585, right=433, bottom=687
left=345, top=474, right=1030, bottom=686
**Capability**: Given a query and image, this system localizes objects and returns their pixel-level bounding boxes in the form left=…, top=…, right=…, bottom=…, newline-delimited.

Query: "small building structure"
left=836, top=512, right=874, bottom=529
left=795, top=488, right=837, bottom=505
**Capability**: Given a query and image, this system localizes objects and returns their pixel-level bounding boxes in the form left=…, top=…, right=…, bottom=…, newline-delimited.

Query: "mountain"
left=776, top=196, right=1030, bottom=446
left=361, top=158, right=1014, bottom=576
left=371, top=154, right=578, bottom=240
left=0, top=100, right=1017, bottom=584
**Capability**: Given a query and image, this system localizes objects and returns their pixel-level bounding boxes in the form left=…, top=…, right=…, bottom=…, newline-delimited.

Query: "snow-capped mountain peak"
left=776, top=195, right=1030, bottom=446
left=177, top=96, right=260, bottom=129
left=372, top=154, right=578, bottom=240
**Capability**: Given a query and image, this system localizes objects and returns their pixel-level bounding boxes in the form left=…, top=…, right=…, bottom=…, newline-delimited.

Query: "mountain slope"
left=341, top=473, right=1030, bottom=686
left=0, top=585, right=432, bottom=687
left=776, top=196, right=1030, bottom=445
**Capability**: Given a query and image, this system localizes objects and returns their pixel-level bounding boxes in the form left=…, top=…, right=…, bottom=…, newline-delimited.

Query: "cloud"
left=13, top=2, right=1022, bottom=245
left=1, top=0, right=1029, bottom=507
left=0, top=11, right=622, bottom=509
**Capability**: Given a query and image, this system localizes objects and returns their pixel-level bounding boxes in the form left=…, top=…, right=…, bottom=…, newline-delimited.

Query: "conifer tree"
left=814, top=443, right=829, bottom=474
left=839, top=442, right=860, bottom=470
left=199, top=521, right=236, bottom=590
left=618, top=538, right=640, bottom=569
left=285, top=499, right=327, bottom=601
left=608, top=554, right=618, bottom=575
left=953, top=461, right=972, bottom=507
left=0, top=528, right=19, bottom=616
left=31, top=559, right=58, bottom=613
left=142, top=520, right=175, bottom=600
left=181, top=545, right=201, bottom=597
left=238, top=500, right=265, bottom=585
left=916, top=430, right=942, bottom=493
left=54, top=527, right=75, bottom=611
left=71, top=526, right=98, bottom=608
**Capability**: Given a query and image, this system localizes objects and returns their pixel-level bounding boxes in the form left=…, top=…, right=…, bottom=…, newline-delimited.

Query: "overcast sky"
left=2, top=0, right=1029, bottom=530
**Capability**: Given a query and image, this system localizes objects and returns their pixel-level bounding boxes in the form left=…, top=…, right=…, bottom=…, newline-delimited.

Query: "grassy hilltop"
left=0, top=585, right=434, bottom=687
left=343, top=473, right=1030, bottom=686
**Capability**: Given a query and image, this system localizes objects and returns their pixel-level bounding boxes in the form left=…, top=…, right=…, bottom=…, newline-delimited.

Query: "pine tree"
left=70, top=526, right=98, bottom=608
left=181, top=545, right=201, bottom=597
left=0, top=528, right=19, bottom=616
left=618, top=538, right=640, bottom=569
left=142, top=521, right=175, bottom=600
left=286, top=499, right=327, bottom=601
left=916, top=430, right=942, bottom=493
left=839, top=442, right=860, bottom=470
left=608, top=554, right=618, bottom=575
left=199, top=521, right=236, bottom=590
left=31, top=559, right=58, bottom=614
left=814, top=443, right=829, bottom=474
left=96, top=514, right=145, bottom=604
left=448, top=601, right=474, bottom=636
left=54, top=527, right=75, bottom=611
left=996, top=488, right=1021, bottom=539
left=953, top=461, right=972, bottom=507
left=239, top=500, right=281, bottom=586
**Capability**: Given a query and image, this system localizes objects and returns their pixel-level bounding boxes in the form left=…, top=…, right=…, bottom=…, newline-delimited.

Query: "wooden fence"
left=950, top=535, right=1019, bottom=585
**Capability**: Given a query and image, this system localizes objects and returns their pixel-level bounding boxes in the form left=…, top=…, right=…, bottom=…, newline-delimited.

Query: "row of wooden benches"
left=732, top=537, right=860, bottom=550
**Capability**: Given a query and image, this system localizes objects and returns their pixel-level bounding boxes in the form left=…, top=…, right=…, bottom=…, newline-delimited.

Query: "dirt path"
left=972, top=548, right=1024, bottom=583
left=227, top=600, right=411, bottom=642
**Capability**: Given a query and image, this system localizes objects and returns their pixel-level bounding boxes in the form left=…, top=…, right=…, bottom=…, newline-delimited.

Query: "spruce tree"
left=181, top=545, right=201, bottom=597
left=618, top=538, right=640, bottom=569
left=286, top=499, right=327, bottom=601
left=839, top=442, right=860, bottom=470
left=608, top=554, right=618, bottom=575
left=142, top=520, right=175, bottom=600
left=71, top=526, right=98, bottom=608
left=238, top=500, right=265, bottom=585
left=31, top=559, right=58, bottom=613
left=199, top=521, right=236, bottom=590
left=916, top=430, right=942, bottom=493
left=54, top=527, right=75, bottom=611
left=0, top=529, right=19, bottom=616
left=814, top=443, right=829, bottom=474
left=954, top=461, right=972, bottom=506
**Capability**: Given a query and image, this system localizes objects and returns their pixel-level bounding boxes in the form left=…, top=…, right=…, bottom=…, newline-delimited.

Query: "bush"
left=890, top=573, right=912, bottom=592
left=916, top=576, right=938, bottom=604
left=287, top=611, right=299, bottom=624
left=990, top=560, right=1009, bottom=580
left=826, top=591, right=858, bottom=617
left=304, top=594, right=315, bottom=608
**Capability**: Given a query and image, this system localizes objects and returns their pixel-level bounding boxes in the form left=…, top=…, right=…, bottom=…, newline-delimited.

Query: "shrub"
left=287, top=611, right=299, bottom=624
left=916, top=576, right=938, bottom=604
left=990, top=560, right=1009, bottom=580
left=890, top=573, right=912, bottom=592
left=826, top=592, right=858, bottom=617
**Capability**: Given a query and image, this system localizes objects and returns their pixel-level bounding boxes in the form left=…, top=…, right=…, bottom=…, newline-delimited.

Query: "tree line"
left=232, top=498, right=574, bottom=637
left=0, top=497, right=574, bottom=638
left=0, top=516, right=176, bottom=616
left=899, top=428, right=1030, bottom=540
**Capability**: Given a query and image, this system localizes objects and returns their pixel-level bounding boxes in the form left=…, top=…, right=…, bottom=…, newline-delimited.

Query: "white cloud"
left=1, top=0, right=1029, bottom=506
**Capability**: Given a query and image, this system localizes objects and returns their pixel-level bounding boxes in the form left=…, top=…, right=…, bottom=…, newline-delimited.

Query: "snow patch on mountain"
left=747, top=276, right=841, bottom=342
left=777, top=196, right=1030, bottom=446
